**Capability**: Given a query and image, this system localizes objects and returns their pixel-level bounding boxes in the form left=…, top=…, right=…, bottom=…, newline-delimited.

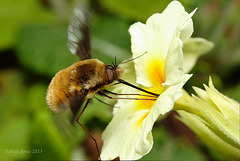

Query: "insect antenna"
left=111, top=56, right=117, bottom=67
left=111, top=51, right=159, bottom=98
left=115, top=51, right=147, bottom=67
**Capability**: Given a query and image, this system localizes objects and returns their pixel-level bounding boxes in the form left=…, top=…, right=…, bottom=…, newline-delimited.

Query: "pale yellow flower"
left=101, top=1, right=213, bottom=160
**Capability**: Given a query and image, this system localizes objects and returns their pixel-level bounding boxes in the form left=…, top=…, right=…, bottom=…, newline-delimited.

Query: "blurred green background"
left=0, top=0, right=239, bottom=160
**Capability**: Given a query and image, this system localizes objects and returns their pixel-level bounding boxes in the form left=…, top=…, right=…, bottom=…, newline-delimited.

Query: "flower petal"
left=129, top=1, right=196, bottom=87
left=183, top=38, right=214, bottom=73
left=129, top=22, right=153, bottom=87
left=101, top=73, right=191, bottom=160
left=101, top=104, right=152, bottom=160
left=148, top=1, right=195, bottom=53
left=157, top=73, right=192, bottom=114
left=164, top=37, right=184, bottom=86
left=129, top=22, right=149, bottom=59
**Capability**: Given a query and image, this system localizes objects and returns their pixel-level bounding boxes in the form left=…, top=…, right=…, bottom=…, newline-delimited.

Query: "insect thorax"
left=69, top=59, right=108, bottom=93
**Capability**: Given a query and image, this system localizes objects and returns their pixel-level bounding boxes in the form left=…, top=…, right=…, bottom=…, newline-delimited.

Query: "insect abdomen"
left=46, top=59, right=111, bottom=114
left=46, top=66, right=73, bottom=113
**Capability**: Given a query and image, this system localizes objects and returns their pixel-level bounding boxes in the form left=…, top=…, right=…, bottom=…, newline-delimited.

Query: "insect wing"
left=70, top=89, right=89, bottom=118
left=67, top=5, right=91, bottom=60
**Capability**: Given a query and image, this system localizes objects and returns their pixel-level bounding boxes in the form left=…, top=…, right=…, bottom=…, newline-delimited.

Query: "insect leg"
left=98, top=91, right=157, bottom=101
left=94, top=96, right=115, bottom=107
left=76, top=99, right=101, bottom=160
left=102, top=89, right=157, bottom=98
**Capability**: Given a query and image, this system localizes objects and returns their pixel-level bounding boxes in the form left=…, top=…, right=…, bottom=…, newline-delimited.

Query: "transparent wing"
left=67, top=5, right=91, bottom=60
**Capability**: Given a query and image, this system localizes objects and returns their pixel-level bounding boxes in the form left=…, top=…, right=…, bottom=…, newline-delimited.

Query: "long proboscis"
left=117, top=79, right=160, bottom=97
left=114, top=51, right=160, bottom=97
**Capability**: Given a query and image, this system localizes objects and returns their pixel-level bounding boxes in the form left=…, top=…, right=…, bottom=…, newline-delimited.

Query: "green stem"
left=173, top=89, right=203, bottom=117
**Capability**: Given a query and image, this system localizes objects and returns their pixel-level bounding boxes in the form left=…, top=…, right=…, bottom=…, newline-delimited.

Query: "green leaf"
left=98, top=0, right=197, bottom=21
left=0, top=70, right=30, bottom=161
left=16, top=16, right=132, bottom=77
left=0, top=0, right=55, bottom=49
left=30, top=110, right=71, bottom=160
left=91, top=16, right=131, bottom=65
left=26, top=83, right=49, bottom=114
left=140, top=126, right=206, bottom=160
left=0, top=70, right=27, bottom=128
left=16, top=24, right=78, bottom=76
left=24, top=83, right=72, bottom=160
left=0, top=118, right=30, bottom=161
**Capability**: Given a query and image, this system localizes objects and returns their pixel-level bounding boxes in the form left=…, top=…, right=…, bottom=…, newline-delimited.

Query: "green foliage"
left=16, top=24, right=78, bottom=76
left=0, top=71, right=74, bottom=160
left=15, top=17, right=131, bottom=76
left=30, top=111, right=70, bottom=160
left=27, top=84, right=71, bottom=160
left=0, top=118, right=30, bottom=161
left=99, top=0, right=198, bottom=21
left=0, top=0, right=55, bottom=49
left=91, top=16, right=131, bottom=64
left=0, top=71, right=29, bottom=161
left=141, top=126, right=206, bottom=160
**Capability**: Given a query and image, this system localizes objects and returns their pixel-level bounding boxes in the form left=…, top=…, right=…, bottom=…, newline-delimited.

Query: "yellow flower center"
left=135, top=57, right=166, bottom=126
left=148, top=57, right=165, bottom=90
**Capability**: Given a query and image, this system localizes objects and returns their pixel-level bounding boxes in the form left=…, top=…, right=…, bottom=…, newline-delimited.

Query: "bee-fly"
left=46, top=4, right=158, bottom=160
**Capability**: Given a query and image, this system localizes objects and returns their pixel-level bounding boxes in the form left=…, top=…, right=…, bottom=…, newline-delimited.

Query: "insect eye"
left=106, top=68, right=114, bottom=83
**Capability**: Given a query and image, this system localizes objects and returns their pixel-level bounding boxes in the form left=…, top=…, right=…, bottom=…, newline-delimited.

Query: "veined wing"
left=67, top=5, right=91, bottom=60
left=70, top=89, right=89, bottom=119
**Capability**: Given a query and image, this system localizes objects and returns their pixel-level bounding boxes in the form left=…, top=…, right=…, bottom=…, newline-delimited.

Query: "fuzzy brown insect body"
left=46, top=59, right=123, bottom=115
left=45, top=5, right=152, bottom=159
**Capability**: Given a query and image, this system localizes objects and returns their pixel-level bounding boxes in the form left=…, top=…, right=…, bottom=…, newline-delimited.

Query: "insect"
left=46, top=4, right=158, bottom=160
